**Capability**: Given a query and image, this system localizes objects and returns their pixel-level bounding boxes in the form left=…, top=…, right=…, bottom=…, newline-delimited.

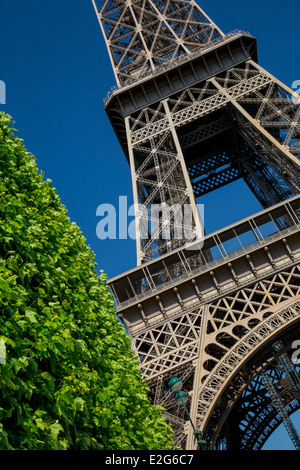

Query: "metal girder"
left=234, top=360, right=300, bottom=450
left=240, top=156, right=293, bottom=208
left=192, top=164, right=240, bottom=197
left=180, top=117, right=232, bottom=150
left=274, top=341, right=300, bottom=406
left=261, top=369, right=300, bottom=450
left=209, top=73, right=300, bottom=176
left=188, top=150, right=238, bottom=179
left=236, top=123, right=299, bottom=196
left=93, top=0, right=224, bottom=86
left=124, top=60, right=300, bottom=263
left=126, top=98, right=204, bottom=264
left=129, top=69, right=272, bottom=145
left=125, top=60, right=300, bottom=263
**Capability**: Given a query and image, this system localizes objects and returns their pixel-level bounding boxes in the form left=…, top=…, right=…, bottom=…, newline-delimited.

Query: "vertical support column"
left=278, top=353, right=300, bottom=405
left=273, top=341, right=300, bottom=406
left=249, top=59, right=300, bottom=104
left=162, top=99, right=204, bottom=243
left=186, top=305, right=209, bottom=450
left=210, top=76, right=300, bottom=180
left=125, top=101, right=204, bottom=264
left=125, top=116, right=143, bottom=265
left=91, top=0, right=121, bottom=87
left=95, top=0, right=225, bottom=86
left=261, top=370, right=300, bottom=450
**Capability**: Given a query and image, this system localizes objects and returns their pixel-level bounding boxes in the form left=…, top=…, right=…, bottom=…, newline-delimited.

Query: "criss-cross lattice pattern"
left=133, top=309, right=202, bottom=377
left=130, top=128, right=199, bottom=262
left=125, top=60, right=300, bottom=262
left=214, top=360, right=300, bottom=450
left=131, top=265, right=300, bottom=448
left=93, top=0, right=224, bottom=85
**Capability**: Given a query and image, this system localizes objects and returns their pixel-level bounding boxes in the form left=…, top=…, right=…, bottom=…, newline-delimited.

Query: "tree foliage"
left=0, top=112, right=174, bottom=450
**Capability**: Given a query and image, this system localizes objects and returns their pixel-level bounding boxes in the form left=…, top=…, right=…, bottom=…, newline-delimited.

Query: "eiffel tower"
left=92, top=0, right=300, bottom=450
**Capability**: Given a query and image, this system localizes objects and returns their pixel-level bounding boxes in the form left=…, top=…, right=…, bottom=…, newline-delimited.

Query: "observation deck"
left=108, top=195, right=300, bottom=335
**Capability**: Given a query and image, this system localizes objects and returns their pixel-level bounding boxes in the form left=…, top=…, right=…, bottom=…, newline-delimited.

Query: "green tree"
left=0, top=112, right=174, bottom=450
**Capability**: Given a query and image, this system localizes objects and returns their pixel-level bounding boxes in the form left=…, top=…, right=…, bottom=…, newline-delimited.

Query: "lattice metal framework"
left=104, top=56, right=300, bottom=263
left=134, top=267, right=300, bottom=449
left=93, top=0, right=300, bottom=450
left=93, top=0, right=224, bottom=86
left=261, top=367, right=300, bottom=450
left=220, top=358, right=300, bottom=450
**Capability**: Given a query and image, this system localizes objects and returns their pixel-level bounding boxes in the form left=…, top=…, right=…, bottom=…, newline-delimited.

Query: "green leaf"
left=40, top=372, right=52, bottom=381
left=35, top=418, right=47, bottom=431
left=0, top=335, right=15, bottom=347
left=74, top=397, right=85, bottom=411
left=0, top=279, right=10, bottom=293
left=49, top=422, right=63, bottom=441
left=25, top=308, right=37, bottom=323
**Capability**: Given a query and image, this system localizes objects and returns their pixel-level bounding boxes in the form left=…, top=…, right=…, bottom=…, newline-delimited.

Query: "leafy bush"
left=0, top=112, right=174, bottom=450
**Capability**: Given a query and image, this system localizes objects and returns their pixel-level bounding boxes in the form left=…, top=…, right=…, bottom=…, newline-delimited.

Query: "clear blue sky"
left=1, top=0, right=300, bottom=450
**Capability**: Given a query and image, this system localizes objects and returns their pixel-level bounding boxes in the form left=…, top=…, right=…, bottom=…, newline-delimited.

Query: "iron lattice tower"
left=92, top=0, right=300, bottom=449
